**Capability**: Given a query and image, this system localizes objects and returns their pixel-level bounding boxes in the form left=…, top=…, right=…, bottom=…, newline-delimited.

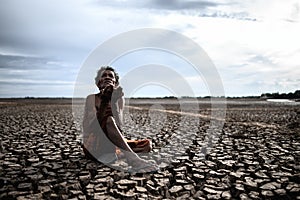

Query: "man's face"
left=98, top=70, right=116, bottom=89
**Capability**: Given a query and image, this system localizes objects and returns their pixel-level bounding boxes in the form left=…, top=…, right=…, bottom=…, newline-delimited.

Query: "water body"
left=267, top=99, right=296, bottom=103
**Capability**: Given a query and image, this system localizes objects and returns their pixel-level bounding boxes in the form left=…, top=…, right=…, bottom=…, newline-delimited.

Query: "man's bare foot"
left=128, top=157, right=159, bottom=173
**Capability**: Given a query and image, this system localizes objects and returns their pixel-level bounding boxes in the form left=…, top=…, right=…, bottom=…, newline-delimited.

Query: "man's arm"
left=113, top=96, right=125, bottom=128
left=83, top=94, right=98, bottom=134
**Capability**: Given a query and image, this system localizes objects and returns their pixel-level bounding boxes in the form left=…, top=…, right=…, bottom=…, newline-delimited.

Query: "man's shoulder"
left=85, top=94, right=97, bottom=103
left=86, top=94, right=96, bottom=99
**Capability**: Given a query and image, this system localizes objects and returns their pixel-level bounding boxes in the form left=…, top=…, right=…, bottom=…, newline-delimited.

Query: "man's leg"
left=105, top=116, right=157, bottom=170
left=106, top=116, right=137, bottom=154
left=127, top=139, right=152, bottom=153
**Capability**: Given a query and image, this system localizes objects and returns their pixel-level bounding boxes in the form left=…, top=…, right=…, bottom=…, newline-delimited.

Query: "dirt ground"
left=0, top=98, right=299, bottom=199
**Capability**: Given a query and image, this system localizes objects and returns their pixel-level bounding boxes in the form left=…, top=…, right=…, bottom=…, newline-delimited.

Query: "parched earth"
left=0, top=99, right=299, bottom=199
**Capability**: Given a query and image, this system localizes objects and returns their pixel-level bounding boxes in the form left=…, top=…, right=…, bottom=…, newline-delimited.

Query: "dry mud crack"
left=0, top=99, right=299, bottom=199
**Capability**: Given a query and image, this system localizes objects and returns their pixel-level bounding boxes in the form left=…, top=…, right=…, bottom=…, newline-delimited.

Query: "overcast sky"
left=0, top=0, right=299, bottom=97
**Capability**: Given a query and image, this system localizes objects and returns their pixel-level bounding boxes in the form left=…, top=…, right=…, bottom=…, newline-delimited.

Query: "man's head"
left=95, top=66, right=119, bottom=90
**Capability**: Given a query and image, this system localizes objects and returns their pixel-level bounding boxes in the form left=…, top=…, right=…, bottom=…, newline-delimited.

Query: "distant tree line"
left=261, top=90, right=300, bottom=99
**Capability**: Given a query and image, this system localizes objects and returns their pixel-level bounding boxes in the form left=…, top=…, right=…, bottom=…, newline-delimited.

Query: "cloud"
left=119, top=64, right=198, bottom=97
left=198, top=12, right=257, bottom=21
left=0, top=79, right=74, bottom=86
left=93, top=0, right=257, bottom=22
left=0, top=54, right=59, bottom=70
left=93, top=0, right=222, bottom=10
left=0, top=0, right=299, bottom=97
left=0, top=53, right=77, bottom=97
left=147, top=0, right=220, bottom=10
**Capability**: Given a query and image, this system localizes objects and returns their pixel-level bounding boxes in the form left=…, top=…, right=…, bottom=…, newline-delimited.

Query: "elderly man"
left=82, top=66, right=157, bottom=172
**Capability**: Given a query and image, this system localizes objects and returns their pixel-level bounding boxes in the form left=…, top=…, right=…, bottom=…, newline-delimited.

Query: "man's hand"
left=112, top=86, right=124, bottom=103
left=101, top=85, right=124, bottom=103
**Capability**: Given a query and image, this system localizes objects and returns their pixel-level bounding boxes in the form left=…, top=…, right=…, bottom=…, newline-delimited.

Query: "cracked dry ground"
left=0, top=99, right=299, bottom=199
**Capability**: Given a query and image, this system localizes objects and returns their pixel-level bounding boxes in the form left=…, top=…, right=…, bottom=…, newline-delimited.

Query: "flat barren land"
left=0, top=98, right=299, bottom=199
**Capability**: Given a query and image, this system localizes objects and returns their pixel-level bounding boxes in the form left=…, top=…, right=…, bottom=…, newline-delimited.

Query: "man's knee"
left=145, top=139, right=152, bottom=152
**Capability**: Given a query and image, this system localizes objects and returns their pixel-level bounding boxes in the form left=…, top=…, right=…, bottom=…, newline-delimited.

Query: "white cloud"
left=174, top=10, right=300, bottom=96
